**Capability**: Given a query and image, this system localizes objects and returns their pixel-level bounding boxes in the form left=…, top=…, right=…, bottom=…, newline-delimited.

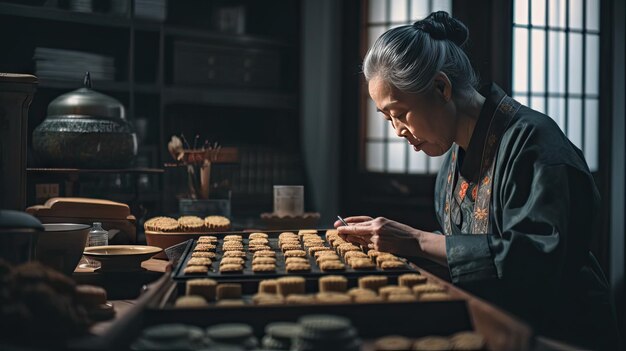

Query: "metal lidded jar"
left=32, top=72, right=137, bottom=168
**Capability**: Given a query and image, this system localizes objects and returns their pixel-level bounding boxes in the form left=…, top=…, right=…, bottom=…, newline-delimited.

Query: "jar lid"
left=46, top=72, right=125, bottom=120
left=0, top=210, right=43, bottom=231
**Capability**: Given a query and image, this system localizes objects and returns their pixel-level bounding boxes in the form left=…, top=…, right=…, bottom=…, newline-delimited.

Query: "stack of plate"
left=135, top=0, right=167, bottom=21
left=33, top=47, right=116, bottom=82
left=69, top=0, right=93, bottom=13
left=294, top=315, right=361, bottom=351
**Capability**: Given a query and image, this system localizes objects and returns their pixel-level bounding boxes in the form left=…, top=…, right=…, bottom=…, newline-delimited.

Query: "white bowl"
left=83, top=245, right=162, bottom=272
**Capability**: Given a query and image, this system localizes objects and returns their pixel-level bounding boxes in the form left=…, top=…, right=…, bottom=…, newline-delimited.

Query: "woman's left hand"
left=336, top=217, right=422, bottom=257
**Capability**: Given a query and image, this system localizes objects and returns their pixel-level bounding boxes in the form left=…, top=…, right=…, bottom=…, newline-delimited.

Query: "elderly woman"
left=336, top=11, right=619, bottom=349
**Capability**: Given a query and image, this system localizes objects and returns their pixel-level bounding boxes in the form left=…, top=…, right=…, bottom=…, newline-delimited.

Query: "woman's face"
left=368, top=75, right=457, bottom=157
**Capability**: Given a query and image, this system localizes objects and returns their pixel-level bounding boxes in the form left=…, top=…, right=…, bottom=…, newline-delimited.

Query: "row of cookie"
left=218, top=234, right=277, bottom=273
left=144, top=216, right=231, bottom=233
left=325, top=230, right=409, bottom=270
left=177, top=278, right=255, bottom=307
left=279, top=231, right=353, bottom=272
left=259, top=231, right=354, bottom=272
left=303, top=231, right=391, bottom=271
left=176, top=275, right=450, bottom=308
left=193, top=234, right=266, bottom=273
left=221, top=233, right=273, bottom=253
left=306, top=241, right=405, bottom=271
left=187, top=245, right=297, bottom=275
left=222, top=249, right=275, bottom=273
left=373, top=332, right=485, bottom=351
left=183, top=235, right=259, bottom=274
left=256, top=273, right=451, bottom=302
left=270, top=231, right=322, bottom=272
left=182, top=236, right=220, bottom=274
left=278, top=231, right=323, bottom=272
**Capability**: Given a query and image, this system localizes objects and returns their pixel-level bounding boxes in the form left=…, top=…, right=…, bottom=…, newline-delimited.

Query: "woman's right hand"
left=334, top=216, right=448, bottom=266
left=333, top=216, right=375, bottom=246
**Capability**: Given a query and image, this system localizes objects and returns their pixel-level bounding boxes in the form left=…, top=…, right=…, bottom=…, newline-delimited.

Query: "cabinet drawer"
left=173, top=41, right=281, bottom=88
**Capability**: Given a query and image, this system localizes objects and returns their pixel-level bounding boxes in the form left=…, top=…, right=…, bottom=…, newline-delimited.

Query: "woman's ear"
left=433, top=72, right=452, bottom=103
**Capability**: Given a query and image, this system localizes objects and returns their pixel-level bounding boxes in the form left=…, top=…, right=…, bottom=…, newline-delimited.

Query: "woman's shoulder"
left=499, top=105, right=589, bottom=170
left=508, top=105, right=565, bottom=138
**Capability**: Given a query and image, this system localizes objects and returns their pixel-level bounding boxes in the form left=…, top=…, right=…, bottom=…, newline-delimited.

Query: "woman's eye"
left=390, top=112, right=405, bottom=120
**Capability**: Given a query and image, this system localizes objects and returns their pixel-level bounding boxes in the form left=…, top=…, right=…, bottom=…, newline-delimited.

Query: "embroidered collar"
left=458, top=83, right=508, bottom=183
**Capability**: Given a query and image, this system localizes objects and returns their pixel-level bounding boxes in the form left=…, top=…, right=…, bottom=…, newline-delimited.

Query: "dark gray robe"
left=434, top=83, right=620, bottom=350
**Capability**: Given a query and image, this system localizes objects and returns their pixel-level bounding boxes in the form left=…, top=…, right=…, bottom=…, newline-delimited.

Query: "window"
left=512, top=0, right=600, bottom=171
left=363, top=0, right=452, bottom=174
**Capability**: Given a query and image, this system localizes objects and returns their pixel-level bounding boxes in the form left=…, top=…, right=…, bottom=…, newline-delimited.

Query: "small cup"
left=273, top=185, right=304, bottom=217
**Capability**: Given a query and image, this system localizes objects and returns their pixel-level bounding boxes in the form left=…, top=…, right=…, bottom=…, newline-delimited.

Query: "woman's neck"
left=454, top=89, right=486, bottom=151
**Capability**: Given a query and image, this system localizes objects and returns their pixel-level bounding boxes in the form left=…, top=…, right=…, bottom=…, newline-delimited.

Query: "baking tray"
left=171, top=230, right=420, bottom=292
left=147, top=278, right=473, bottom=339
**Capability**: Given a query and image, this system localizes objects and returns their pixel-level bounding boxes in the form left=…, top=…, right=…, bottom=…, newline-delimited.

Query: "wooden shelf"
left=105, top=192, right=162, bottom=202
left=164, top=26, right=291, bottom=48
left=163, top=146, right=239, bottom=166
left=27, top=167, right=165, bottom=175
left=36, top=78, right=160, bottom=94
left=0, top=3, right=133, bottom=29
left=163, top=86, right=297, bottom=109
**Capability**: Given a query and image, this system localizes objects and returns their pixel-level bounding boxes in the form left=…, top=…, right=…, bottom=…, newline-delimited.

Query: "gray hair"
left=363, top=11, right=478, bottom=97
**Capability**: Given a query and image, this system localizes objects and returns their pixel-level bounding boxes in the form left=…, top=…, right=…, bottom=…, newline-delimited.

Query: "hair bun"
left=412, top=11, right=469, bottom=47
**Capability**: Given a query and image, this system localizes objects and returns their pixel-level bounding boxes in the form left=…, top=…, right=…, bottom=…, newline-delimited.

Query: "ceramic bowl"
left=83, top=245, right=162, bottom=272
left=36, top=223, right=90, bottom=275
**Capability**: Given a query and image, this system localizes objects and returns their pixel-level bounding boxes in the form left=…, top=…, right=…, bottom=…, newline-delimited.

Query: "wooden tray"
left=142, top=265, right=533, bottom=351
left=147, top=279, right=473, bottom=340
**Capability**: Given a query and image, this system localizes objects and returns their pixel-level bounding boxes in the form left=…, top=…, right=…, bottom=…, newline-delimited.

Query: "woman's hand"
left=334, top=216, right=422, bottom=257
left=333, top=216, right=374, bottom=246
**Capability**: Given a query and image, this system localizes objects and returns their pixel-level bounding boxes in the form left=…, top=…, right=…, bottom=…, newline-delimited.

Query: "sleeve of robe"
left=444, top=111, right=599, bottom=290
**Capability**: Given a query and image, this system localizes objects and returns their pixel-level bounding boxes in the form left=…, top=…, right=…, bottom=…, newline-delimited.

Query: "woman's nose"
left=390, top=119, right=408, bottom=138
left=396, top=126, right=409, bottom=138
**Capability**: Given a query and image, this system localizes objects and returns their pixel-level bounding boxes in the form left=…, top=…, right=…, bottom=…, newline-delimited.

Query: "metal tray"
left=172, top=230, right=419, bottom=292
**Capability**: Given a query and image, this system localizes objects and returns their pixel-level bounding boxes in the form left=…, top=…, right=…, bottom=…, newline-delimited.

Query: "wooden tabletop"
left=75, top=259, right=580, bottom=351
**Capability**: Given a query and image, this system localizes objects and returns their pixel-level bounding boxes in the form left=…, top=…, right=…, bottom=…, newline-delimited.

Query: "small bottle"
left=79, top=222, right=109, bottom=269
left=88, top=222, right=108, bottom=247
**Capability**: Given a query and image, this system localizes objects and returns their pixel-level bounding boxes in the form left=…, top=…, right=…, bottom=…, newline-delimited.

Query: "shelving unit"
left=161, top=86, right=297, bottom=109
left=1, top=0, right=304, bottom=225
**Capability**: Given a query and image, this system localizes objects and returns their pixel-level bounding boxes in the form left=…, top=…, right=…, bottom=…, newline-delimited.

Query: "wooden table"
left=70, top=259, right=580, bottom=351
